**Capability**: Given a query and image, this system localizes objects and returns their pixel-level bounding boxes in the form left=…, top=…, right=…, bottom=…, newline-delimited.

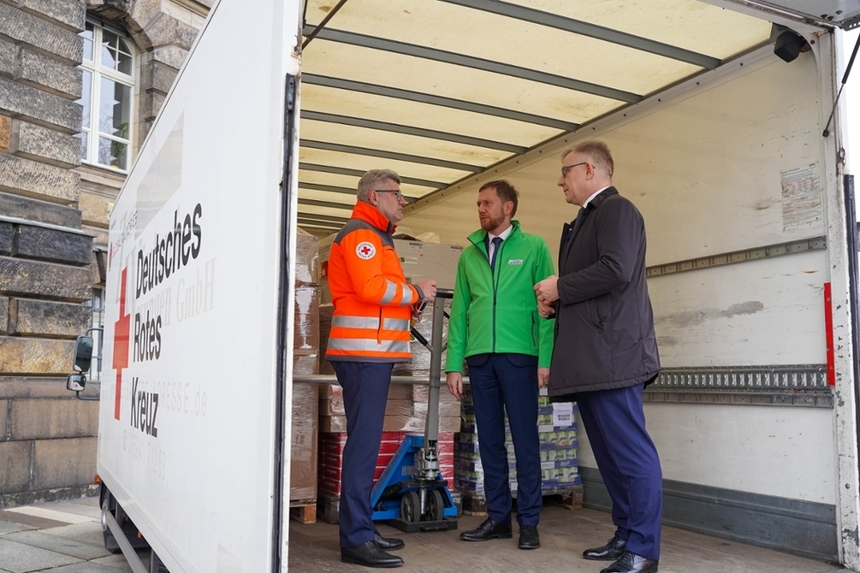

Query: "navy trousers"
left=467, top=353, right=542, bottom=526
left=576, top=384, right=663, bottom=560
left=331, top=361, right=393, bottom=548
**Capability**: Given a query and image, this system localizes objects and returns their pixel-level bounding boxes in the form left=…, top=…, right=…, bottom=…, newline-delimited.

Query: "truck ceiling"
left=295, top=0, right=835, bottom=233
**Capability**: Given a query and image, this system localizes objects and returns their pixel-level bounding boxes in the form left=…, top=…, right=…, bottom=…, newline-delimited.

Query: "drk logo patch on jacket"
left=356, top=242, right=376, bottom=259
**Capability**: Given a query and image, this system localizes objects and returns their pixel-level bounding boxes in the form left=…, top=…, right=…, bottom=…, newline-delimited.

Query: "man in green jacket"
left=446, top=180, right=555, bottom=550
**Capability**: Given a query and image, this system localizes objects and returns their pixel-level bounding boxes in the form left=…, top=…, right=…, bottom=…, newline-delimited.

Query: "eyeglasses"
left=375, top=190, right=405, bottom=201
left=561, top=162, right=589, bottom=177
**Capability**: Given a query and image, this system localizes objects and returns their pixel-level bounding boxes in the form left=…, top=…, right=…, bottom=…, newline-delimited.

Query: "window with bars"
left=77, top=21, right=135, bottom=172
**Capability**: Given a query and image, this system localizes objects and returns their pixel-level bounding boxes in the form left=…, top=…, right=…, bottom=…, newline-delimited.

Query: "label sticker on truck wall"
left=356, top=242, right=376, bottom=260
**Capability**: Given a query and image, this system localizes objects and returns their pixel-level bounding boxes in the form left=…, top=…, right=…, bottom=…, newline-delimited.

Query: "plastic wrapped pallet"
left=319, top=303, right=334, bottom=375
left=290, top=228, right=320, bottom=506
left=294, top=285, right=319, bottom=353
left=295, top=228, right=320, bottom=286
left=290, top=382, right=319, bottom=502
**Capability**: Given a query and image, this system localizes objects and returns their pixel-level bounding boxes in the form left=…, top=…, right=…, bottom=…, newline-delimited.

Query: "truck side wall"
left=98, top=1, right=300, bottom=571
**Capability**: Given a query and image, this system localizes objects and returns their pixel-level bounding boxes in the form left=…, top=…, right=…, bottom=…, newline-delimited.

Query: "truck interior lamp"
left=773, top=29, right=809, bottom=62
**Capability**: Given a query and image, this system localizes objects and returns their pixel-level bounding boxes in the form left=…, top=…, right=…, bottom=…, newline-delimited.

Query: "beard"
left=480, top=212, right=505, bottom=232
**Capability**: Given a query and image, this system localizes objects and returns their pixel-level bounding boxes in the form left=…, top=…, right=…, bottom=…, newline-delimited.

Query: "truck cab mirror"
left=73, top=335, right=94, bottom=373
left=66, top=374, right=86, bottom=392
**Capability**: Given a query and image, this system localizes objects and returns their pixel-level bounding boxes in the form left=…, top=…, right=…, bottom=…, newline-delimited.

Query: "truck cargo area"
left=86, top=0, right=860, bottom=571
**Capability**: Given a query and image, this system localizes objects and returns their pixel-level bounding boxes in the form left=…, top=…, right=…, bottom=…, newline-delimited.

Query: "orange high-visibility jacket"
left=326, top=201, right=422, bottom=363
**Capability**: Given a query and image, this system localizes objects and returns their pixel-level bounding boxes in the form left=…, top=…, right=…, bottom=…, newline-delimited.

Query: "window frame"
left=78, top=19, right=137, bottom=173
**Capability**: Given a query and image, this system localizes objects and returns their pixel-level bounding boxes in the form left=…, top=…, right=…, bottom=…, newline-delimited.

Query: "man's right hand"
left=446, top=372, right=463, bottom=400
left=415, top=280, right=437, bottom=302
left=538, top=299, right=556, bottom=318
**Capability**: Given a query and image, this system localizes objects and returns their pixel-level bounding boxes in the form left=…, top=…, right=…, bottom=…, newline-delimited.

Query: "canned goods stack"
left=509, top=390, right=580, bottom=495
left=454, top=387, right=581, bottom=514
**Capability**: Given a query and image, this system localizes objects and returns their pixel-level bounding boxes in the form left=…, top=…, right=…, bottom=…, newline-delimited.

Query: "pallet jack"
left=369, top=291, right=459, bottom=532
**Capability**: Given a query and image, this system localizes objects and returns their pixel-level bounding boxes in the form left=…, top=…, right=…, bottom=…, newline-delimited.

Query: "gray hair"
left=560, top=140, right=614, bottom=178
left=357, top=169, right=401, bottom=201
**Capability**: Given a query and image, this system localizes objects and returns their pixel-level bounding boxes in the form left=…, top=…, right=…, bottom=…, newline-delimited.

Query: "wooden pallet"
left=460, top=485, right=583, bottom=516
left=317, top=492, right=340, bottom=525
left=289, top=501, right=317, bottom=524
left=546, top=485, right=584, bottom=510
left=459, top=491, right=487, bottom=516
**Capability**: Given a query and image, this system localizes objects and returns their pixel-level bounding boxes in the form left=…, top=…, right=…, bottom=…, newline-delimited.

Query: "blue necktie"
left=490, top=236, right=503, bottom=271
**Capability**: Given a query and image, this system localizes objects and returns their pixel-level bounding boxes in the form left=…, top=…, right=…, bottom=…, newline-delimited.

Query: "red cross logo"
left=356, top=241, right=376, bottom=260
left=112, top=268, right=131, bottom=420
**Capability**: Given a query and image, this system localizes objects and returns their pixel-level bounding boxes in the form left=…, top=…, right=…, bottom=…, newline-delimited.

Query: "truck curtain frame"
left=816, top=28, right=860, bottom=571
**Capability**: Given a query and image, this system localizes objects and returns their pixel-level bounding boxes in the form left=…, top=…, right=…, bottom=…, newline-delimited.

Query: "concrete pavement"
left=0, top=497, right=132, bottom=573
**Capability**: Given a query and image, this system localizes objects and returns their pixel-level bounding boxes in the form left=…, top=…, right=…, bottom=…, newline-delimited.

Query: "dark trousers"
left=331, top=361, right=393, bottom=548
left=577, top=384, right=663, bottom=560
left=468, top=353, right=542, bottom=526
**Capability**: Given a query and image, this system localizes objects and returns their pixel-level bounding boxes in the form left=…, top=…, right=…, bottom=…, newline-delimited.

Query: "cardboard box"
left=320, top=414, right=461, bottom=434
left=319, top=393, right=459, bottom=419
left=292, top=351, right=319, bottom=377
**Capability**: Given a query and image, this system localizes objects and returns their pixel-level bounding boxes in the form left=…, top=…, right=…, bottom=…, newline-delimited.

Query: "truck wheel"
left=101, top=496, right=122, bottom=554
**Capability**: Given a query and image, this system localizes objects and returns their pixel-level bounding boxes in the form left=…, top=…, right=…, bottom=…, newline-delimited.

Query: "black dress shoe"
left=459, top=518, right=512, bottom=542
left=518, top=525, right=540, bottom=549
left=583, top=535, right=628, bottom=560
left=600, top=550, right=659, bottom=573
left=341, top=541, right=403, bottom=568
left=374, top=529, right=405, bottom=551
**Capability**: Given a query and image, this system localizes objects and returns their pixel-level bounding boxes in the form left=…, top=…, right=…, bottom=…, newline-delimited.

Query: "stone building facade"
left=0, top=0, right=210, bottom=507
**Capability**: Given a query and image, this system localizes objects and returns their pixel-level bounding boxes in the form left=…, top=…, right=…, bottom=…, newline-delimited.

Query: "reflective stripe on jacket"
left=326, top=201, right=419, bottom=362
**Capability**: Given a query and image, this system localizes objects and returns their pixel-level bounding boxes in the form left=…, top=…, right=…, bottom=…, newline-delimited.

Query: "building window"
left=77, top=21, right=135, bottom=172
left=84, top=286, right=105, bottom=381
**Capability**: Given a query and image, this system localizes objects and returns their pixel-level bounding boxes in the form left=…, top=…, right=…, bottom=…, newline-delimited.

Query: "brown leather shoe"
left=600, top=550, right=659, bottom=573
left=459, top=518, right=512, bottom=542
left=583, top=535, right=627, bottom=560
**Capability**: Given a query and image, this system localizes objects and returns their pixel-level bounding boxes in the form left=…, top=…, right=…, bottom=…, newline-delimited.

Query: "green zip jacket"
left=445, top=221, right=556, bottom=373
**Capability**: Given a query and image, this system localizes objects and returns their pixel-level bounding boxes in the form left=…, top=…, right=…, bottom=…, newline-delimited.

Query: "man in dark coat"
left=534, top=140, right=662, bottom=573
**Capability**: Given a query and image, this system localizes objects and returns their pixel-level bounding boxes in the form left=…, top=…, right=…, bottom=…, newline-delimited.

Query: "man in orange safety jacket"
left=326, top=169, right=437, bottom=569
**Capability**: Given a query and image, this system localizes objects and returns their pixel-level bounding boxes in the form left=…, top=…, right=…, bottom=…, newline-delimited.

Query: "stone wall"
left=0, top=0, right=208, bottom=507
left=80, top=0, right=211, bottom=246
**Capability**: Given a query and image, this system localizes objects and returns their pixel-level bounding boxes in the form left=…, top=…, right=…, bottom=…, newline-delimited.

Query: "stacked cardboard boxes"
left=290, top=229, right=321, bottom=520
left=454, top=387, right=581, bottom=513
left=319, top=382, right=461, bottom=433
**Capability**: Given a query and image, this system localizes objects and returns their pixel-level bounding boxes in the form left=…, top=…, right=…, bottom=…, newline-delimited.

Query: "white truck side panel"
left=576, top=404, right=836, bottom=504
left=98, top=1, right=300, bottom=571
left=649, top=251, right=827, bottom=367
